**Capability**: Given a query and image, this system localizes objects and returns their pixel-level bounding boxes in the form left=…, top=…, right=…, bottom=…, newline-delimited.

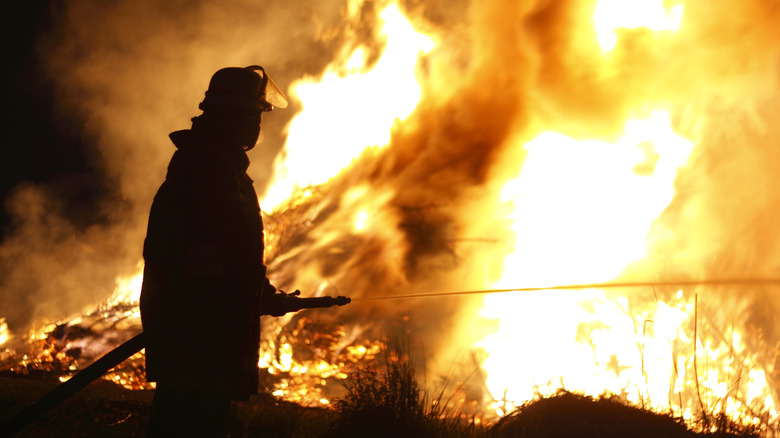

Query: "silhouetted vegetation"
left=490, top=391, right=761, bottom=438
left=325, top=336, right=485, bottom=438
left=0, top=342, right=769, bottom=437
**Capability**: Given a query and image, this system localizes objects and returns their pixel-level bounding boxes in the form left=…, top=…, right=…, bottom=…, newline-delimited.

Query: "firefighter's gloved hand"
left=261, top=289, right=301, bottom=317
left=280, top=289, right=301, bottom=297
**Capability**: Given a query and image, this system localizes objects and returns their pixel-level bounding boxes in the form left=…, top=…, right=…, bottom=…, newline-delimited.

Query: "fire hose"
left=5, top=277, right=780, bottom=435
left=1, top=294, right=350, bottom=437
left=349, top=277, right=780, bottom=301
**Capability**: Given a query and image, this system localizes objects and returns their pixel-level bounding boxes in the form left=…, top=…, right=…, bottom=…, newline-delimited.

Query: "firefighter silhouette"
left=140, top=66, right=288, bottom=437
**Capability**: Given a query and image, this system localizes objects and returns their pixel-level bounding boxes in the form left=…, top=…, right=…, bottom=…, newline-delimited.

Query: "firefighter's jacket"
left=140, top=129, right=270, bottom=397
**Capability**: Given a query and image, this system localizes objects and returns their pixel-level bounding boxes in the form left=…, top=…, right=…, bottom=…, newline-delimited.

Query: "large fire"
left=2, top=0, right=780, bottom=433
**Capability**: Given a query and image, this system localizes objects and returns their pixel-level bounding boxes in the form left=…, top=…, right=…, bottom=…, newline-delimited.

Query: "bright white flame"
left=0, top=318, right=9, bottom=346
left=594, top=0, right=684, bottom=50
left=495, top=111, right=692, bottom=287
left=355, top=210, right=370, bottom=231
left=108, top=263, right=145, bottom=306
left=262, top=4, right=435, bottom=210
left=478, top=111, right=695, bottom=413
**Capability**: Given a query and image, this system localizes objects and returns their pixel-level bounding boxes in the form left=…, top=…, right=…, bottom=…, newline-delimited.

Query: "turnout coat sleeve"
left=140, top=130, right=271, bottom=397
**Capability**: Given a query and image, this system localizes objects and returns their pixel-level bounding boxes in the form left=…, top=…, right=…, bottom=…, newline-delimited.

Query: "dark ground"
left=0, top=375, right=153, bottom=437
left=0, top=375, right=332, bottom=438
left=0, top=374, right=765, bottom=438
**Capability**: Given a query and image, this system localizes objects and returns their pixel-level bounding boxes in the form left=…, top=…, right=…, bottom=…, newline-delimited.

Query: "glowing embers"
left=0, top=266, right=147, bottom=389
left=262, top=3, right=435, bottom=210
left=259, top=316, right=383, bottom=407
left=0, top=305, right=148, bottom=390
left=594, top=0, right=684, bottom=50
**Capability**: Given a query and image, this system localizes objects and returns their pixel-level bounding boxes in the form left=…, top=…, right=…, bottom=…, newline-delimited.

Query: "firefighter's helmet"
left=199, top=65, right=288, bottom=111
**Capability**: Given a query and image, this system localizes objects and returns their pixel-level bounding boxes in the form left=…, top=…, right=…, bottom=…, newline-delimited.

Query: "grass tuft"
left=326, top=335, right=486, bottom=438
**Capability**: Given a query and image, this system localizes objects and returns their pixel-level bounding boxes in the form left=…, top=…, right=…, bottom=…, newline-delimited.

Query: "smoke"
left=641, top=0, right=780, bottom=272
left=276, top=0, right=780, bottom=380
left=621, top=1, right=780, bottom=301
left=262, top=0, right=580, bottom=376
left=3, top=0, right=780, bottom=402
left=0, top=0, right=358, bottom=331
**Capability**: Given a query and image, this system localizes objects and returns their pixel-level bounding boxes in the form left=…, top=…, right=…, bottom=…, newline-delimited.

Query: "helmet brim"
left=263, top=74, right=288, bottom=109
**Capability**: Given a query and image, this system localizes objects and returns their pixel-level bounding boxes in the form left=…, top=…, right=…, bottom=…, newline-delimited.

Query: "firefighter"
left=140, top=66, right=288, bottom=437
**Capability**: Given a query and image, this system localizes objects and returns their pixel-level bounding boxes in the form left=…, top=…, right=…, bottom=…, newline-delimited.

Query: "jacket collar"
left=168, top=129, right=250, bottom=172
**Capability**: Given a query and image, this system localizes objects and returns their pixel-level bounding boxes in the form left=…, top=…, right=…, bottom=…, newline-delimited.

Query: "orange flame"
left=4, top=0, right=779, bottom=429
left=262, top=3, right=435, bottom=211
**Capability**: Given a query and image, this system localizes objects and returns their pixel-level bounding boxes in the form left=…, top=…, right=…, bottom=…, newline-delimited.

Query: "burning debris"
left=3, top=0, right=780, bottom=434
left=0, top=287, right=146, bottom=389
left=259, top=315, right=384, bottom=406
left=0, top=257, right=382, bottom=407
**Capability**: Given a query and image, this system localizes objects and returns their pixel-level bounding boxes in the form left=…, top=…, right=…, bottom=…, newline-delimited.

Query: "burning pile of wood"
left=259, top=315, right=384, bottom=406
left=0, top=297, right=146, bottom=389
left=0, top=293, right=384, bottom=406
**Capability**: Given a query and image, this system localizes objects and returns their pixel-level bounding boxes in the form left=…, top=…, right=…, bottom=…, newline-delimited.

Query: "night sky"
left=3, top=2, right=105, bottom=241
left=0, top=0, right=355, bottom=330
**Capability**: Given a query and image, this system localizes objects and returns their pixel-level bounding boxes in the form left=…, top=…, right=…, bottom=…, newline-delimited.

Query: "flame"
left=594, top=0, right=684, bottom=51
left=472, top=0, right=780, bottom=426
left=258, top=317, right=384, bottom=406
left=477, top=111, right=694, bottom=414
left=108, top=265, right=145, bottom=306
left=261, top=3, right=435, bottom=210
left=5, top=0, right=780, bottom=429
left=492, top=111, right=693, bottom=287
left=0, top=265, right=148, bottom=389
left=0, top=318, right=9, bottom=346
